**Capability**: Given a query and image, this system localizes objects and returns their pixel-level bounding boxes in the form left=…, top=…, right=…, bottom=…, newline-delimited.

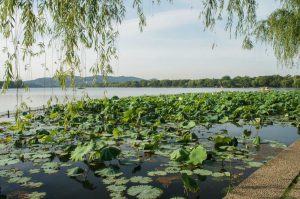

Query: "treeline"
left=95, top=75, right=300, bottom=88
left=0, top=80, right=24, bottom=89
left=1, top=75, right=300, bottom=88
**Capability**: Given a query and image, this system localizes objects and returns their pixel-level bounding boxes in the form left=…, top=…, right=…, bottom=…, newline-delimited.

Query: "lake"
left=0, top=122, right=299, bottom=199
left=0, top=87, right=298, bottom=113
left=0, top=91, right=299, bottom=199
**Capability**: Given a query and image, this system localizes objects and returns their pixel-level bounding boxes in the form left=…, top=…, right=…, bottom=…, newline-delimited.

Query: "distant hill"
left=23, top=76, right=144, bottom=87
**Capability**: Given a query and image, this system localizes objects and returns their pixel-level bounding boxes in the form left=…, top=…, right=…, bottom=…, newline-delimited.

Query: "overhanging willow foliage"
left=0, top=0, right=299, bottom=91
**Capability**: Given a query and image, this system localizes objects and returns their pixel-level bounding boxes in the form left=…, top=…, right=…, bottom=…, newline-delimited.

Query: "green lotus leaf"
left=110, top=192, right=127, bottom=199
left=113, top=127, right=124, bottom=139
left=127, top=185, right=163, bottom=199
left=164, top=167, right=181, bottom=174
left=23, top=181, right=43, bottom=188
left=106, top=184, right=127, bottom=193
left=43, top=168, right=59, bottom=174
left=31, top=153, right=52, bottom=160
left=130, top=176, right=153, bottom=184
left=36, top=129, right=50, bottom=136
left=100, top=146, right=121, bottom=161
left=219, top=116, right=229, bottom=124
left=252, top=136, right=261, bottom=146
left=8, top=176, right=31, bottom=184
left=147, top=170, right=167, bottom=176
left=41, top=162, right=59, bottom=174
left=180, top=170, right=193, bottom=175
left=41, top=162, right=59, bottom=169
left=170, top=148, right=189, bottom=162
left=29, top=169, right=41, bottom=174
left=71, top=141, right=94, bottom=161
left=95, top=167, right=123, bottom=177
left=183, top=121, right=196, bottom=129
left=116, top=178, right=130, bottom=185
left=66, top=167, right=84, bottom=177
left=39, top=135, right=55, bottom=143
left=193, top=169, right=212, bottom=176
left=210, top=135, right=237, bottom=146
left=188, top=145, right=207, bottom=165
left=27, top=191, right=46, bottom=199
left=0, top=158, right=19, bottom=166
left=103, top=177, right=117, bottom=185
left=212, top=172, right=225, bottom=178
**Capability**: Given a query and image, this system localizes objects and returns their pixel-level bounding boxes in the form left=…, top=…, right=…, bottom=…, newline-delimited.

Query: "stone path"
left=285, top=176, right=300, bottom=199
left=225, top=140, right=300, bottom=199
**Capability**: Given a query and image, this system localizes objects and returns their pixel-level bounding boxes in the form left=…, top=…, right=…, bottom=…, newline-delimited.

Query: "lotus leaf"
left=106, top=184, right=127, bottom=193
left=188, top=145, right=207, bottom=165
left=95, top=167, right=123, bottom=177
left=127, top=185, right=163, bottom=199
left=100, top=146, right=121, bottom=161
left=252, top=136, right=261, bottom=146
left=193, top=169, right=212, bottom=176
left=130, top=176, right=153, bottom=184
left=147, top=171, right=167, bottom=176
left=170, top=148, right=189, bottom=162
left=66, top=167, right=84, bottom=177
left=71, top=141, right=94, bottom=161
left=27, top=191, right=46, bottom=199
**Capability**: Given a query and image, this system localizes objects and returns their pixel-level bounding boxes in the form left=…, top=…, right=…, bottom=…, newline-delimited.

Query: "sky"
left=0, top=0, right=299, bottom=80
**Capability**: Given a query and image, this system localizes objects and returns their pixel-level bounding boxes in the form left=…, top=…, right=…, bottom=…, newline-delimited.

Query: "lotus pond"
left=0, top=91, right=299, bottom=199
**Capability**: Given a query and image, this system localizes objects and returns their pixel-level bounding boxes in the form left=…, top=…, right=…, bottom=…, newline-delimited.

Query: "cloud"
left=119, top=9, right=200, bottom=37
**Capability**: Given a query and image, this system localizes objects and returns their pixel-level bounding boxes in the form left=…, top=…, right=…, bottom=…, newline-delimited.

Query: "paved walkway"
left=225, top=140, right=300, bottom=199
left=285, top=176, right=300, bottom=199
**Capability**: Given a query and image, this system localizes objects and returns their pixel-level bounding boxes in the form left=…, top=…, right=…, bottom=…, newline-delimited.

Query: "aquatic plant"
left=127, top=185, right=163, bottom=199
left=0, top=91, right=299, bottom=198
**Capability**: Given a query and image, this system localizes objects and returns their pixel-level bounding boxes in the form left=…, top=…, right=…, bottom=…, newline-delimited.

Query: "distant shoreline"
left=3, top=86, right=300, bottom=89
left=1, top=75, right=300, bottom=89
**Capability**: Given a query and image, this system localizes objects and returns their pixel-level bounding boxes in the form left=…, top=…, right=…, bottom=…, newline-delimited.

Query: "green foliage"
left=170, top=148, right=189, bottom=162
left=71, top=141, right=94, bottom=161
left=95, top=167, right=123, bottom=177
left=66, top=167, right=84, bottom=177
left=188, top=145, right=207, bottom=165
left=130, top=176, right=153, bottom=184
left=100, top=146, right=121, bottom=161
left=210, top=135, right=238, bottom=148
left=26, top=192, right=46, bottom=199
left=255, top=0, right=300, bottom=66
left=127, top=185, right=163, bottom=199
left=170, top=145, right=207, bottom=165
left=193, top=169, right=213, bottom=176
left=181, top=173, right=199, bottom=192
left=0, top=91, right=299, bottom=198
left=252, top=136, right=261, bottom=146
left=106, top=184, right=127, bottom=193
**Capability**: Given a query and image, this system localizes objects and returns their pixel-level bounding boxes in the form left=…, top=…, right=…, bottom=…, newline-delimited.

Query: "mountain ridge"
left=23, top=75, right=144, bottom=87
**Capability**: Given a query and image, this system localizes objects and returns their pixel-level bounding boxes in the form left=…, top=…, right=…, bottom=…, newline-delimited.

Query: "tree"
left=0, top=0, right=299, bottom=90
